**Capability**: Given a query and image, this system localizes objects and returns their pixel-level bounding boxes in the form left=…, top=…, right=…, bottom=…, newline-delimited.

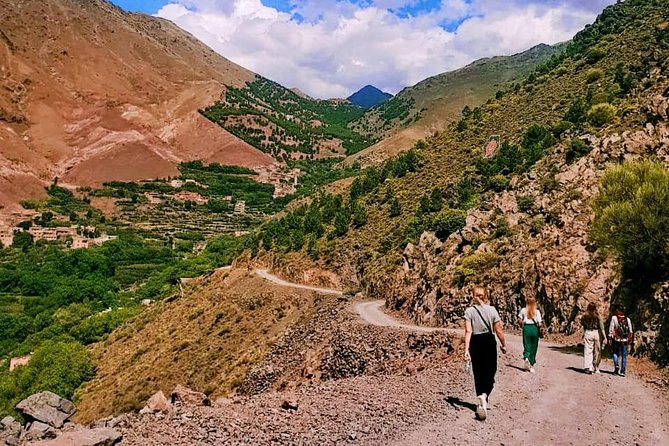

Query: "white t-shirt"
left=519, top=307, right=542, bottom=325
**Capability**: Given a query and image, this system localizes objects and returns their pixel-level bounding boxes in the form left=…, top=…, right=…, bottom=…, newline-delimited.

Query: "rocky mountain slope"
left=348, top=43, right=565, bottom=165
left=73, top=266, right=455, bottom=423
left=0, top=0, right=273, bottom=213
left=252, top=0, right=669, bottom=363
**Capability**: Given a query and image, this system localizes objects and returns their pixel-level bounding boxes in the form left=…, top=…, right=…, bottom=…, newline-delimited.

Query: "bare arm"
left=464, top=319, right=472, bottom=361
left=494, top=321, right=507, bottom=354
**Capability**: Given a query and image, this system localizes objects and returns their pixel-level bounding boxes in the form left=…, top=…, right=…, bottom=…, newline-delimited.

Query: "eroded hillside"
left=0, top=0, right=272, bottom=212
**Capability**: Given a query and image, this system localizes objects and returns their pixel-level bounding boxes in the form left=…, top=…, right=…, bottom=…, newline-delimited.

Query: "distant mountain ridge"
left=348, top=43, right=566, bottom=164
left=347, top=85, right=393, bottom=108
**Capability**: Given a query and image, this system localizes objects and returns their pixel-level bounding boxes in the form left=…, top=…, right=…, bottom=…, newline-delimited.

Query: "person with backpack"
left=518, top=296, right=542, bottom=374
left=608, top=307, right=633, bottom=377
left=464, top=285, right=507, bottom=421
left=580, top=302, right=607, bottom=374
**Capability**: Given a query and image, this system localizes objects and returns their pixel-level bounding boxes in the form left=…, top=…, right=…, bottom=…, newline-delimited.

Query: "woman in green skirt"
left=518, top=297, right=542, bottom=373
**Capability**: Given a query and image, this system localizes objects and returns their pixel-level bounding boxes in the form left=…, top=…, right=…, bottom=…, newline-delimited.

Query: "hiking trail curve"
left=254, top=268, right=669, bottom=445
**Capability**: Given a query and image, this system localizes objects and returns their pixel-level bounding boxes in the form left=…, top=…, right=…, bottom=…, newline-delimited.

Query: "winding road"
left=254, top=268, right=669, bottom=445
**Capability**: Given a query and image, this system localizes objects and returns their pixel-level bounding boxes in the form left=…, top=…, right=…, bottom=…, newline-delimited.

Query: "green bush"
left=587, top=103, right=617, bottom=127
left=591, top=160, right=669, bottom=274
left=516, top=195, right=535, bottom=213
left=453, top=252, right=502, bottom=286
left=585, top=68, right=604, bottom=84
left=585, top=47, right=606, bottom=64
left=551, top=121, right=573, bottom=138
left=488, top=174, right=509, bottom=192
left=428, top=209, right=466, bottom=240
left=0, top=341, right=94, bottom=418
left=528, top=216, right=546, bottom=236
left=493, top=218, right=512, bottom=238
left=566, top=138, right=591, bottom=163
left=388, top=198, right=401, bottom=217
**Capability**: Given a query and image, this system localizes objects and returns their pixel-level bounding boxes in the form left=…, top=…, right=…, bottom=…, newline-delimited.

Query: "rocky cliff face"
left=376, top=89, right=669, bottom=353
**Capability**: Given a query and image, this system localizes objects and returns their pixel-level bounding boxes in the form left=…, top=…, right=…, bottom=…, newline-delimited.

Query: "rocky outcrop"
left=170, top=385, right=210, bottom=408
left=26, top=428, right=121, bottom=446
left=239, top=295, right=456, bottom=396
left=0, top=416, right=21, bottom=446
left=7, top=393, right=122, bottom=446
left=139, top=391, right=173, bottom=415
left=16, top=392, right=75, bottom=429
left=376, top=83, right=669, bottom=359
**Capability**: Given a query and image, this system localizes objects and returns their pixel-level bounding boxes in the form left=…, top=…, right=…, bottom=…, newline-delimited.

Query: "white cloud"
left=156, top=0, right=615, bottom=98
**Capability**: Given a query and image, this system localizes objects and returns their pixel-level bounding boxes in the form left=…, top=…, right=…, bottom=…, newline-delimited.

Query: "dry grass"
left=74, top=268, right=320, bottom=423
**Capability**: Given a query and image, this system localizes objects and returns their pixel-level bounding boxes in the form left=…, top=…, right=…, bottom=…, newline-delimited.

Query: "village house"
left=234, top=200, right=246, bottom=215
left=174, top=191, right=209, bottom=205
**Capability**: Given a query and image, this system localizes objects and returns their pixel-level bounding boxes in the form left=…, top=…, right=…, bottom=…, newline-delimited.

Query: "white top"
left=519, top=307, right=542, bottom=325
left=608, top=316, right=633, bottom=342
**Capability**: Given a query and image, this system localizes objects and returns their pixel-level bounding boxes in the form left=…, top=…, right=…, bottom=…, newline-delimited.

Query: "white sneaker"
left=529, top=365, right=536, bottom=374
left=594, top=368, right=601, bottom=374
left=476, top=394, right=487, bottom=420
left=524, top=358, right=531, bottom=371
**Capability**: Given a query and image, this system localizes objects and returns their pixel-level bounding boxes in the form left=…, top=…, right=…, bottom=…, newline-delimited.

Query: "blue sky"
left=110, top=0, right=614, bottom=98
left=113, top=0, right=448, bottom=16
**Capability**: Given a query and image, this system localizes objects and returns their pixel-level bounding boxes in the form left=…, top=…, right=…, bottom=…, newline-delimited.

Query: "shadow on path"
left=548, top=345, right=583, bottom=356
left=506, top=363, right=527, bottom=372
left=445, top=396, right=477, bottom=412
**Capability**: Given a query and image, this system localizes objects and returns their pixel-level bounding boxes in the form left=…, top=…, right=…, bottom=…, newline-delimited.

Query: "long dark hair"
left=582, top=302, right=599, bottom=327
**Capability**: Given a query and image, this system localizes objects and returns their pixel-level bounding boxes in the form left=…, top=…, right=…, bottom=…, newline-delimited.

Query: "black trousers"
left=470, top=333, right=497, bottom=397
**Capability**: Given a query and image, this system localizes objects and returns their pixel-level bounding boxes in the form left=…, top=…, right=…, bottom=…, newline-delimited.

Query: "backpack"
left=616, top=315, right=630, bottom=339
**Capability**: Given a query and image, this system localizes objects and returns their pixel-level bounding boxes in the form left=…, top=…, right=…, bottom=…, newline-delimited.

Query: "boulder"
left=0, top=416, right=22, bottom=446
left=25, top=428, right=122, bottom=446
left=24, top=421, right=57, bottom=442
left=139, top=391, right=172, bottom=415
left=170, top=385, right=210, bottom=407
left=16, top=392, right=75, bottom=428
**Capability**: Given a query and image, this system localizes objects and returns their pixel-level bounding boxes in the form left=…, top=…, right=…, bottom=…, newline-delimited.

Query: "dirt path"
left=253, top=271, right=669, bottom=445
left=254, top=268, right=343, bottom=296
left=357, top=300, right=669, bottom=445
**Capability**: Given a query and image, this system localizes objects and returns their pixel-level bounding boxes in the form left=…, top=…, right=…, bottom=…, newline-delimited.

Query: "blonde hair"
left=472, top=286, right=489, bottom=305
left=525, top=296, right=537, bottom=320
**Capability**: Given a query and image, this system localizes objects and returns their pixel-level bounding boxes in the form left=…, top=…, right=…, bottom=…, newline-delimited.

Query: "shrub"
left=528, top=216, right=545, bottom=236
left=586, top=68, right=604, bottom=83
left=388, top=198, right=401, bottom=217
left=541, top=175, right=559, bottom=193
left=585, top=47, right=606, bottom=64
left=551, top=121, right=573, bottom=138
left=0, top=341, right=94, bottom=418
left=564, top=98, right=588, bottom=125
left=517, top=195, right=535, bottom=213
left=591, top=160, right=669, bottom=274
left=488, top=174, right=509, bottom=192
left=428, top=209, right=466, bottom=240
left=587, top=103, right=617, bottom=127
left=493, top=218, right=512, bottom=238
left=566, top=138, right=591, bottom=163
left=453, top=252, right=502, bottom=286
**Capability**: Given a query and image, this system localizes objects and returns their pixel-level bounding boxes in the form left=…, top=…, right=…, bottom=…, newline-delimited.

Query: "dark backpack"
left=616, top=315, right=629, bottom=339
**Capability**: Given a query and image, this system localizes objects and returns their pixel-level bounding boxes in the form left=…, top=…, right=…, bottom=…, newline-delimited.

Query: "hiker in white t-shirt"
left=518, top=297, right=542, bottom=373
left=608, top=306, right=633, bottom=377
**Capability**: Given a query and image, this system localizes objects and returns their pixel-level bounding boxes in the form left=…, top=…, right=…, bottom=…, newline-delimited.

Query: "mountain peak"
left=347, top=85, right=393, bottom=109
